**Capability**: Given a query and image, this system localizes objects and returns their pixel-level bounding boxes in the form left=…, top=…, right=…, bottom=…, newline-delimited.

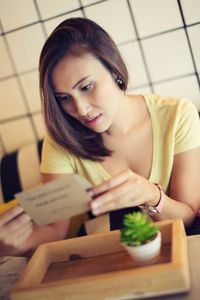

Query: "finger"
left=90, top=170, right=131, bottom=198
left=2, top=213, right=32, bottom=235
left=3, top=221, right=33, bottom=247
left=92, top=192, right=134, bottom=215
left=0, top=205, right=24, bottom=227
left=0, top=213, right=32, bottom=241
left=4, top=222, right=33, bottom=245
left=91, top=179, right=134, bottom=211
left=11, top=223, right=33, bottom=247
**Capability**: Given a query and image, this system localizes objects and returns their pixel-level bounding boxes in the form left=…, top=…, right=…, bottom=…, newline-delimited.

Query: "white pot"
left=122, top=231, right=161, bottom=266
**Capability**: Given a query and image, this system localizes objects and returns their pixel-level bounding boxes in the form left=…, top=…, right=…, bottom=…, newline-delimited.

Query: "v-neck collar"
left=96, top=94, right=157, bottom=182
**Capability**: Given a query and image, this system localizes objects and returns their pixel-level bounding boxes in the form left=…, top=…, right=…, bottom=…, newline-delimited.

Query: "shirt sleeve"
left=40, top=134, right=74, bottom=174
left=174, top=99, right=200, bottom=154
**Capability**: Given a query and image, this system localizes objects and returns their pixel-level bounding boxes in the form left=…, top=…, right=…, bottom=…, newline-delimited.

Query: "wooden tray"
left=11, top=219, right=190, bottom=300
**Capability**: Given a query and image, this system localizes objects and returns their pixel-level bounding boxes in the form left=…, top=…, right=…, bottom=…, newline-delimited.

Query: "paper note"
left=15, top=174, right=92, bottom=225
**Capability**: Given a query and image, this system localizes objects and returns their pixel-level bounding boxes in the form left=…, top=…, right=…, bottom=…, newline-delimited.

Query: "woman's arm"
left=17, top=218, right=70, bottom=257
left=89, top=147, right=200, bottom=227
left=0, top=173, right=70, bottom=257
left=152, top=147, right=200, bottom=226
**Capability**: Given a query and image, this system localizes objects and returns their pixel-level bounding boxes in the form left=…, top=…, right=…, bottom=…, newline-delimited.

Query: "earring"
left=116, top=76, right=123, bottom=88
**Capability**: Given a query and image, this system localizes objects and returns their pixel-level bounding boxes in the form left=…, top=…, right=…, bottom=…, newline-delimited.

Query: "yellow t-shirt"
left=40, top=94, right=200, bottom=193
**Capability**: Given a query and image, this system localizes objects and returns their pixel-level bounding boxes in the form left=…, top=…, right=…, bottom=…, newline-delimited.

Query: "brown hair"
left=39, top=17, right=128, bottom=161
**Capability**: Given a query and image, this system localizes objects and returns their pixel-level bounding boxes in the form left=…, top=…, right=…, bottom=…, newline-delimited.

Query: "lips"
left=85, top=114, right=102, bottom=126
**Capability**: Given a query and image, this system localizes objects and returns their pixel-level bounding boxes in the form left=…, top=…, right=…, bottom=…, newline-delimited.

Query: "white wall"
left=0, top=0, right=200, bottom=156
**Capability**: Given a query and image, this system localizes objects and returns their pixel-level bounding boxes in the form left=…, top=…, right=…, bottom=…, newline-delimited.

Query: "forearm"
left=0, top=220, right=70, bottom=257
left=152, top=194, right=198, bottom=227
left=22, top=222, right=69, bottom=256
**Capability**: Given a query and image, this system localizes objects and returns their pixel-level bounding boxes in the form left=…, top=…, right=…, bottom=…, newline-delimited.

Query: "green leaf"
left=120, top=211, right=159, bottom=246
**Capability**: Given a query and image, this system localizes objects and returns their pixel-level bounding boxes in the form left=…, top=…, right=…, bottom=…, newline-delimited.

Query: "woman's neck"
left=103, top=94, right=145, bottom=138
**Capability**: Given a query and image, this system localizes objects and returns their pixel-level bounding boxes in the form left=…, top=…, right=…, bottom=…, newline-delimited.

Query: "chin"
left=91, top=127, right=107, bottom=133
left=94, top=124, right=111, bottom=133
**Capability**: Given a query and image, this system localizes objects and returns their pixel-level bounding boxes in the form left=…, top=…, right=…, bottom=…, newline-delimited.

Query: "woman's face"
left=52, top=53, right=123, bottom=133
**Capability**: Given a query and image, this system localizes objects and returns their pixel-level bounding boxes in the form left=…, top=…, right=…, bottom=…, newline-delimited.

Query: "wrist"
left=139, top=183, right=165, bottom=215
left=146, top=183, right=162, bottom=207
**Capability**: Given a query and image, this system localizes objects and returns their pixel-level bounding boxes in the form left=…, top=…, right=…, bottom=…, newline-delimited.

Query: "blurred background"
left=0, top=0, right=200, bottom=156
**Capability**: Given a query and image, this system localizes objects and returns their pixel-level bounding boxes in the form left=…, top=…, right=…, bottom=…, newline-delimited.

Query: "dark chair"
left=0, top=140, right=43, bottom=203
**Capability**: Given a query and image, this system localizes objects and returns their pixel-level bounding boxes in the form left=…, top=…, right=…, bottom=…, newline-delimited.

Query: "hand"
left=0, top=204, right=33, bottom=249
left=89, top=169, right=160, bottom=215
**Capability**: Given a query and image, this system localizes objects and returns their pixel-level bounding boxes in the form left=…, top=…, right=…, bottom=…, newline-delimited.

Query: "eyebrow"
left=55, top=75, right=91, bottom=96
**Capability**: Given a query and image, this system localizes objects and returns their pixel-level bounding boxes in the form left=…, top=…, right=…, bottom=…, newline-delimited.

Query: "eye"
left=56, top=94, right=72, bottom=103
left=81, top=82, right=93, bottom=92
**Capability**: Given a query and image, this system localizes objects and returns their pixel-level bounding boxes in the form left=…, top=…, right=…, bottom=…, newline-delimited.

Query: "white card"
left=15, top=174, right=92, bottom=225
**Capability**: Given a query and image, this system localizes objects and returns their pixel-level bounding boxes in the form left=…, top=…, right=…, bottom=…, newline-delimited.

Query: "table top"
left=0, top=256, right=27, bottom=300
left=0, top=235, right=200, bottom=300
left=150, top=234, right=200, bottom=300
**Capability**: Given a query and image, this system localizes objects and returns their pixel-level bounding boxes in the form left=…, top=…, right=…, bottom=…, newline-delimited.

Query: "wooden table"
left=0, top=235, right=200, bottom=300
left=151, top=235, right=200, bottom=300
left=0, top=256, right=27, bottom=300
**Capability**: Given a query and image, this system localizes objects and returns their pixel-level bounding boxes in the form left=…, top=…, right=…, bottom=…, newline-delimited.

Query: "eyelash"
left=57, top=95, right=72, bottom=102
left=81, top=82, right=93, bottom=92
left=56, top=82, right=93, bottom=102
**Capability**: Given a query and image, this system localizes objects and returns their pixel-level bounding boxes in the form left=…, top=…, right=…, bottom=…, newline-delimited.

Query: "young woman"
left=1, top=17, right=200, bottom=256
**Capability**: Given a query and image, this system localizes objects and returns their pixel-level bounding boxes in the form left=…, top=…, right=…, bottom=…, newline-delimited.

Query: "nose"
left=74, top=98, right=92, bottom=116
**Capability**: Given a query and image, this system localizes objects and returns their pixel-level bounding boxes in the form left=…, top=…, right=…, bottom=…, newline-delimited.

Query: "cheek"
left=93, top=82, right=120, bottom=108
left=61, top=103, right=75, bottom=117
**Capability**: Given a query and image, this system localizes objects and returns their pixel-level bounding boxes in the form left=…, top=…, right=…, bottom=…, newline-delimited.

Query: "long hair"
left=39, top=17, right=128, bottom=161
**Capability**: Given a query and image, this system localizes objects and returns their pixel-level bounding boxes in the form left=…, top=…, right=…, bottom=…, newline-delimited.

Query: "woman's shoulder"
left=41, top=133, right=80, bottom=173
left=143, top=93, right=184, bottom=105
left=42, top=133, right=97, bottom=166
left=43, top=133, right=71, bottom=154
left=142, top=93, right=197, bottom=113
left=42, top=133, right=75, bottom=163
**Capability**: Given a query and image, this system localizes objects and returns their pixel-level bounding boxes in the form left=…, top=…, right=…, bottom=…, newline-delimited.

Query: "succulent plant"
left=120, top=211, right=159, bottom=246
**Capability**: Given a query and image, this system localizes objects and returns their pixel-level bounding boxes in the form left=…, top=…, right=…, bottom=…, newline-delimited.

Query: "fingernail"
left=15, top=205, right=24, bottom=213
left=91, top=202, right=98, bottom=210
left=92, top=208, right=99, bottom=215
left=87, top=189, right=94, bottom=197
